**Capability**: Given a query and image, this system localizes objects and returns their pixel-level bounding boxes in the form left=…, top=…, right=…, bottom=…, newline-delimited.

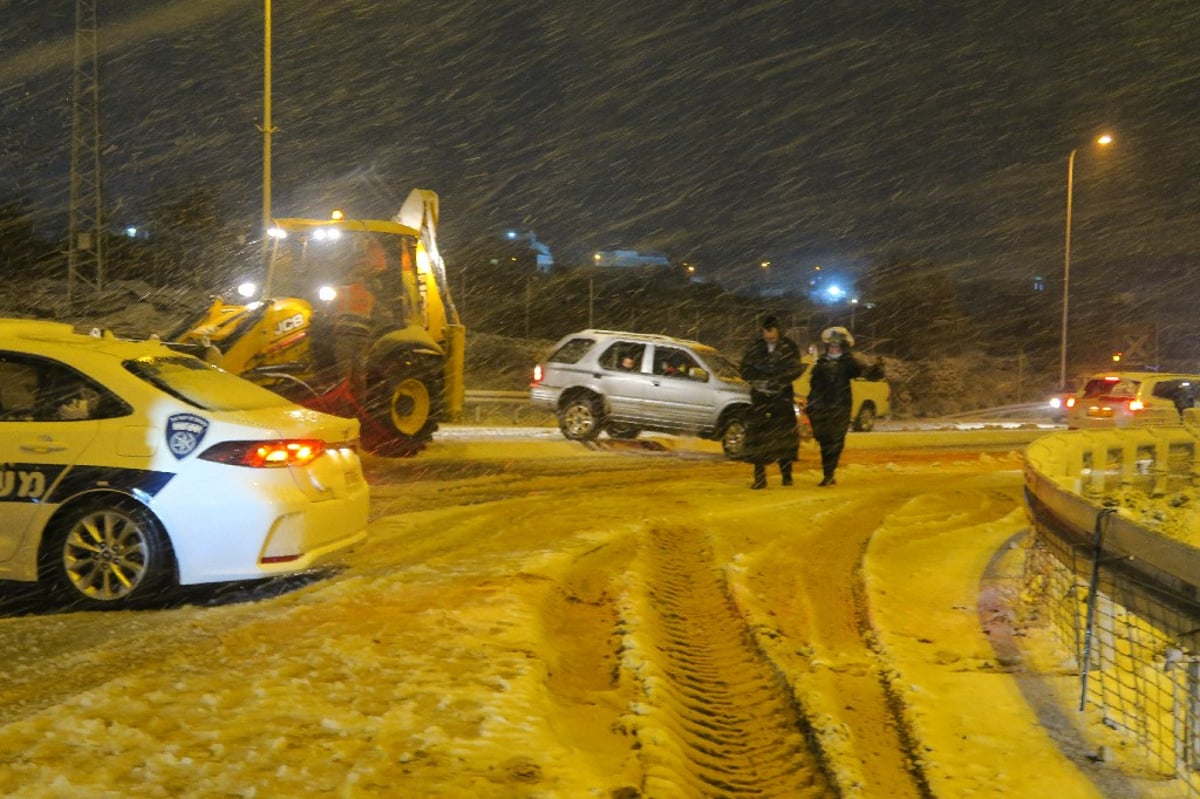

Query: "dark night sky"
left=2, top=1, right=1200, bottom=297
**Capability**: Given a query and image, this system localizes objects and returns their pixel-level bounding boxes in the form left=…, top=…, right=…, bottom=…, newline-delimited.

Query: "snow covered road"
left=0, top=427, right=1137, bottom=797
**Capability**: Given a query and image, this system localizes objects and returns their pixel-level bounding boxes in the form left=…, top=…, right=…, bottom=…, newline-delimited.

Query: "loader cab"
left=266, top=224, right=405, bottom=328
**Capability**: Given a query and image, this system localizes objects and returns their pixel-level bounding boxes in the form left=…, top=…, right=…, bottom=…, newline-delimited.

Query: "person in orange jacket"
left=333, top=235, right=387, bottom=390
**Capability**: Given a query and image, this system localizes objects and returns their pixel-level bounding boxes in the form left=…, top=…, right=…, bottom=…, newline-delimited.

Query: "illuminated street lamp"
left=1059, top=133, right=1114, bottom=390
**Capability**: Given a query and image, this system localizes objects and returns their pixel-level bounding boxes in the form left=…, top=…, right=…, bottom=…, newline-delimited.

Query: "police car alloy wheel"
left=43, top=498, right=173, bottom=609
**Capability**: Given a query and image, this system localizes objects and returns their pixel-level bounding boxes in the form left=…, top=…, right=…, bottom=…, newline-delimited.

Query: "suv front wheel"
left=558, top=393, right=603, bottom=441
left=721, top=413, right=749, bottom=459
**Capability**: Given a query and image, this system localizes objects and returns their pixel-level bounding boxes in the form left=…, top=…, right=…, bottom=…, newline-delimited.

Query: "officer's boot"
left=751, top=464, right=767, bottom=490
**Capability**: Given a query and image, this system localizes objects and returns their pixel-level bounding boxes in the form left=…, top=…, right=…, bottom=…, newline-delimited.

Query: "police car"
left=0, top=318, right=369, bottom=609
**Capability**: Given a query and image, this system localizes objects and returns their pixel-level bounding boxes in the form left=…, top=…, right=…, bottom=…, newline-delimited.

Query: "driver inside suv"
left=655, top=347, right=698, bottom=379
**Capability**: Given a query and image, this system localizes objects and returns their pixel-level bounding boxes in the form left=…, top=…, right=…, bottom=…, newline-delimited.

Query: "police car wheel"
left=43, top=499, right=174, bottom=609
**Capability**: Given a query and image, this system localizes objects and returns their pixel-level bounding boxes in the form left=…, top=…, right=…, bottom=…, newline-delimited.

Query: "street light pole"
left=1059, top=148, right=1076, bottom=391
left=1059, top=134, right=1113, bottom=390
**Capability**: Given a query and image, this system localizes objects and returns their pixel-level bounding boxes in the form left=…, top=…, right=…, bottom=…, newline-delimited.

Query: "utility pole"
left=258, top=0, right=275, bottom=267
left=68, top=0, right=105, bottom=308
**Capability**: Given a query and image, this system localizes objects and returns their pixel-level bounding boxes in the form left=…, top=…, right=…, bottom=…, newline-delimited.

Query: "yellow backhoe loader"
left=169, top=189, right=464, bottom=456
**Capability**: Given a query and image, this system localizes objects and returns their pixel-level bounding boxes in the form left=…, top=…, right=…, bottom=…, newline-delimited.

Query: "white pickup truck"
left=792, top=355, right=891, bottom=432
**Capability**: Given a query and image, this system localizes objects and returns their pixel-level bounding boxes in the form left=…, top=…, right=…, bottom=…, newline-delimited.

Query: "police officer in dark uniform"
left=739, top=315, right=804, bottom=489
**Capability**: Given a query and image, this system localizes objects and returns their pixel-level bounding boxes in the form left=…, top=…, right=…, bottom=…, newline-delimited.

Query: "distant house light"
left=592, top=249, right=670, bottom=268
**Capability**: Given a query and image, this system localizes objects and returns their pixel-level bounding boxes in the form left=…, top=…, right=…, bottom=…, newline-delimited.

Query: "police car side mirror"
left=689, top=367, right=708, bottom=381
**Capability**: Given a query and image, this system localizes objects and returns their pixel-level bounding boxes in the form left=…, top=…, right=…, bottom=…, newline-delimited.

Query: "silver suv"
left=529, top=329, right=753, bottom=457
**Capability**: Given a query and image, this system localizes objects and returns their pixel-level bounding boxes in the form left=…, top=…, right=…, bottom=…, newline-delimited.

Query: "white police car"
left=0, top=318, right=369, bottom=609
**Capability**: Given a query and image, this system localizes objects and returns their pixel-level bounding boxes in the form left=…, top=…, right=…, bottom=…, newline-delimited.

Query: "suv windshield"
left=125, top=356, right=293, bottom=411
left=702, top=350, right=744, bottom=381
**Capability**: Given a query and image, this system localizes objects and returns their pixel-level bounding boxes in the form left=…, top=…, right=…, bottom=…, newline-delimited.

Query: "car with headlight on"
left=529, top=329, right=754, bottom=457
left=1065, top=371, right=1200, bottom=430
left=0, top=318, right=368, bottom=609
left=1046, top=388, right=1076, bottom=423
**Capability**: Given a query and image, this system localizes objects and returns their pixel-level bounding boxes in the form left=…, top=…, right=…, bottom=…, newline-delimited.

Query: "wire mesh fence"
left=1026, top=502, right=1200, bottom=793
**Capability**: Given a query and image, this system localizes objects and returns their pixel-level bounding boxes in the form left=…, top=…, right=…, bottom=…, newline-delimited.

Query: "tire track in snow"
left=619, top=524, right=833, bottom=798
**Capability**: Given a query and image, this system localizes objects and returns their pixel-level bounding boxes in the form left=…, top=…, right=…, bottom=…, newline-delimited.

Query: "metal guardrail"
left=464, top=389, right=527, bottom=402
left=941, top=402, right=1053, bottom=419
left=461, top=389, right=547, bottom=424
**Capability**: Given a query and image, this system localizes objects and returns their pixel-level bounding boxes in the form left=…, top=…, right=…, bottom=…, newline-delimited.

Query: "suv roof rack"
left=577, top=328, right=707, bottom=348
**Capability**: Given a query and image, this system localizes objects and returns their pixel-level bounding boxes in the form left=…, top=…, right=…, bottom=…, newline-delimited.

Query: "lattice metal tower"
left=68, top=0, right=105, bottom=306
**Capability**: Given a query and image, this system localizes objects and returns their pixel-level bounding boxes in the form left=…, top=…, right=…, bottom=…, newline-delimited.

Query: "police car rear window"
left=125, top=356, right=292, bottom=411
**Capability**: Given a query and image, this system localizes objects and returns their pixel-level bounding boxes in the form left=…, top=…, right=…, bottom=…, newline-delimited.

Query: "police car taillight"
left=199, top=439, right=327, bottom=468
left=532, top=364, right=544, bottom=384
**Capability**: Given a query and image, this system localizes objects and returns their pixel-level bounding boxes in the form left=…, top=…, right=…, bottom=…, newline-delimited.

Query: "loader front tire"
left=364, top=358, right=441, bottom=457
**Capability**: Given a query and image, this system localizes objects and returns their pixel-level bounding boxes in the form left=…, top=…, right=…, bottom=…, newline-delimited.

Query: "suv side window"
left=547, top=337, right=595, bottom=365
left=1153, top=379, right=1197, bottom=409
left=1152, top=379, right=1188, bottom=399
left=599, top=342, right=646, bottom=372
left=653, top=345, right=699, bottom=378
left=0, top=353, right=130, bottom=422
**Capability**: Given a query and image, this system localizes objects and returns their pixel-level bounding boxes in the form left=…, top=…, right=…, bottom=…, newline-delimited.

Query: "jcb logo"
left=274, top=313, right=307, bottom=337
left=0, top=469, right=47, bottom=500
